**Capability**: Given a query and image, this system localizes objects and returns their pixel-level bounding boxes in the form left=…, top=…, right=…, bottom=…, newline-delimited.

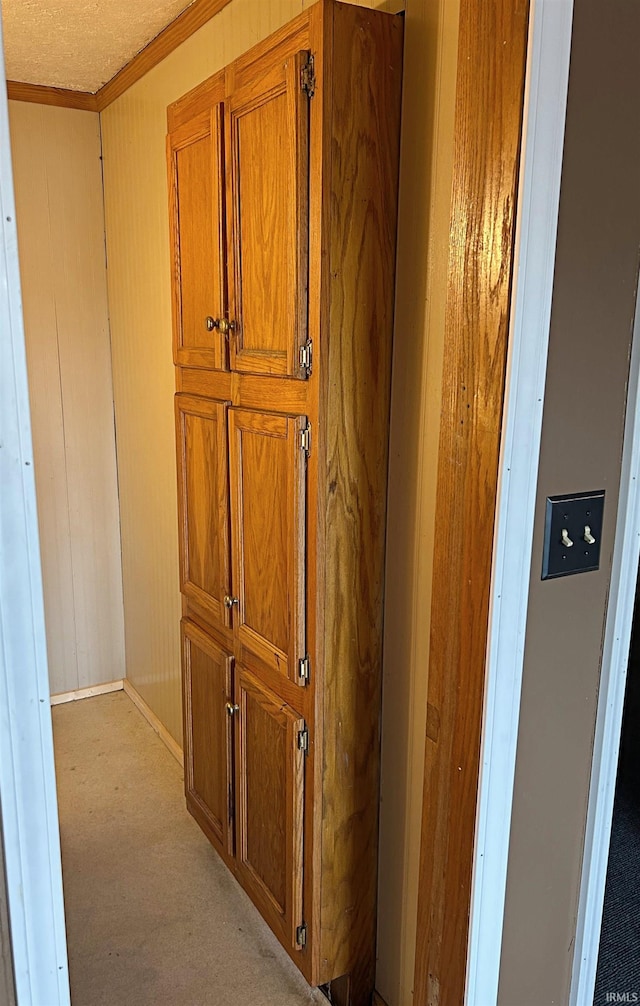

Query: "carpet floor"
left=53, top=691, right=326, bottom=1006
left=594, top=773, right=640, bottom=1004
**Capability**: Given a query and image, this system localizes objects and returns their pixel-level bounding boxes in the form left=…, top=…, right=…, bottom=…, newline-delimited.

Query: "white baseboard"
left=50, top=680, right=123, bottom=706
left=123, top=679, right=183, bottom=768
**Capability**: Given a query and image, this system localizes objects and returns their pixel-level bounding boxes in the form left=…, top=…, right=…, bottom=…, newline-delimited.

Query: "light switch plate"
left=541, top=490, right=605, bottom=580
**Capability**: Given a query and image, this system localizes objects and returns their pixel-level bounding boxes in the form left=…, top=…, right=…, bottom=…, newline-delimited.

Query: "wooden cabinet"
left=168, top=3, right=403, bottom=1003
left=228, top=407, right=307, bottom=685
left=181, top=620, right=234, bottom=857
left=168, top=107, right=227, bottom=370
left=175, top=395, right=231, bottom=630
left=235, top=667, right=305, bottom=950
left=227, top=52, right=309, bottom=377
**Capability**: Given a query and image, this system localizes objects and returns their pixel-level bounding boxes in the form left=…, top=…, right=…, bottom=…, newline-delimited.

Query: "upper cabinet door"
left=168, top=105, right=228, bottom=370
left=228, top=408, right=306, bottom=685
left=226, top=50, right=310, bottom=378
left=175, top=394, right=231, bottom=630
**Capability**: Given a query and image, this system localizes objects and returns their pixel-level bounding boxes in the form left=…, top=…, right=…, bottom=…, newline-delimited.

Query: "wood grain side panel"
left=7, top=82, right=98, bottom=110
left=320, top=5, right=404, bottom=1001
left=413, top=1, right=529, bottom=1003
left=95, top=0, right=233, bottom=111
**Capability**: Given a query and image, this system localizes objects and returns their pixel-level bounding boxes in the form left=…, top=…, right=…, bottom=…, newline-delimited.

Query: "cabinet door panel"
left=182, top=620, right=234, bottom=856
left=228, top=408, right=306, bottom=684
left=169, top=106, right=227, bottom=370
left=227, top=51, right=309, bottom=378
left=235, top=668, right=304, bottom=948
left=175, top=394, right=231, bottom=631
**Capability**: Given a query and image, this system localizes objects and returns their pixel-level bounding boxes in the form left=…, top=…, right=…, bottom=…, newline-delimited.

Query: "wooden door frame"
left=412, top=1, right=574, bottom=1003
left=0, top=36, right=71, bottom=1006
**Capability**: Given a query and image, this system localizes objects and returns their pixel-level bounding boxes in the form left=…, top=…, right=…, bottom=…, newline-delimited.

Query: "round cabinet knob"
left=225, top=702, right=240, bottom=717
left=223, top=595, right=239, bottom=609
left=217, top=318, right=236, bottom=336
left=205, top=316, right=217, bottom=331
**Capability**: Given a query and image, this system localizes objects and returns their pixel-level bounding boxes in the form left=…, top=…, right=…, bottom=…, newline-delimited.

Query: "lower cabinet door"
left=182, top=619, right=234, bottom=857
left=235, top=667, right=305, bottom=950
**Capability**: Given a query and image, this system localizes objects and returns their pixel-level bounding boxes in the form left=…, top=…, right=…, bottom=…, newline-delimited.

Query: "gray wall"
left=498, top=2, right=640, bottom=1003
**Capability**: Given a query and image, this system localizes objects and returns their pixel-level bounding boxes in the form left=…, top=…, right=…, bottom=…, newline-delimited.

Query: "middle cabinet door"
left=228, top=407, right=306, bottom=685
left=175, top=394, right=232, bottom=632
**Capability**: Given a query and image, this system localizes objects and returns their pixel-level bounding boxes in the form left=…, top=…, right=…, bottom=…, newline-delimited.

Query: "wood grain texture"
left=7, top=81, right=98, bottom=110
left=412, top=1, right=529, bottom=1004
left=167, top=2, right=402, bottom=994
left=168, top=107, right=227, bottom=370
left=235, top=666, right=305, bottom=950
left=227, top=47, right=309, bottom=378
left=182, top=619, right=234, bottom=856
left=175, top=395, right=231, bottom=632
left=95, top=0, right=233, bottom=111
left=228, top=408, right=306, bottom=685
left=318, top=5, right=403, bottom=1002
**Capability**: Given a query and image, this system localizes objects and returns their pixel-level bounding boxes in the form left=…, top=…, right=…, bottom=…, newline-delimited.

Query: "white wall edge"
left=0, top=21, right=71, bottom=1005
left=569, top=267, right=640, bottom=1005
left=465, top=1, right=574, bottom=1002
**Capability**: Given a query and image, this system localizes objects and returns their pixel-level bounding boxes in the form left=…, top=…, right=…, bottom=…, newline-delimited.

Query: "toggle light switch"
left=541, top=490, right=605, bottom=580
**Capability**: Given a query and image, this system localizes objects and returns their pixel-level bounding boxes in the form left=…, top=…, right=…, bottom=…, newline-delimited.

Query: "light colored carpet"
left=52, top=691, right=326, bottom=1006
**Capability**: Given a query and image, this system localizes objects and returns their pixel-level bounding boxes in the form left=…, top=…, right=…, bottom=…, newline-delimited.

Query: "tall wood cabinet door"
left=235, top=667, right=305, bottom=949
left=168, top=105, right=228, bottom=370
left=175, top=394, right=231, bottom=631
left=228, top=408, right=306, bottom=684
left=226, top=49, right=310, bottom=378
left=182, top=620, right=235, bottom=857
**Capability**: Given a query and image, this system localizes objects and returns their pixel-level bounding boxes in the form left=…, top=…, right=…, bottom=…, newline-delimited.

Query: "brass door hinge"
left=299, top=340, right=313, bottom=376
left=299, top=424, right=311, bottom=457
left=298, top=728, right=309, bottom=754
left=301, top=54, right=315, bottom=98
left=298, top=655, right=310, bottom=685
left=296, top=923, right=307, bottom=948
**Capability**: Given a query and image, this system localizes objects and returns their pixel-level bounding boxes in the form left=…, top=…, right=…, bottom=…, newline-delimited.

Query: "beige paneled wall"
left=9, top=102, right=125, bottom=696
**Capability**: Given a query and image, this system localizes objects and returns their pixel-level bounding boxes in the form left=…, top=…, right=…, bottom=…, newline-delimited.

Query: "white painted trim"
left=0, top=40, right=71, bottom=1006
left=50, top=680, right=124, bottom=706
left=123, top=680, right=184, bottom=768
left=569, top=275, right=640, bottom=1005
left=465, top=1, right=574, bottom=1003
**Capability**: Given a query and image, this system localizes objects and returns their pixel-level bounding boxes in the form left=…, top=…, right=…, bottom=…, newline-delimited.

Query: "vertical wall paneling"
left=412, top=0, right=530, bottom=1002
left=100, top=0, right=399, bottom=752
left=8, top=101, right=125, bottom=696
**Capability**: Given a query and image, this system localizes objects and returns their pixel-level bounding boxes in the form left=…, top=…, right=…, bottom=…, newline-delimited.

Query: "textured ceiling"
left=1, top=0, right=194, bottom=92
